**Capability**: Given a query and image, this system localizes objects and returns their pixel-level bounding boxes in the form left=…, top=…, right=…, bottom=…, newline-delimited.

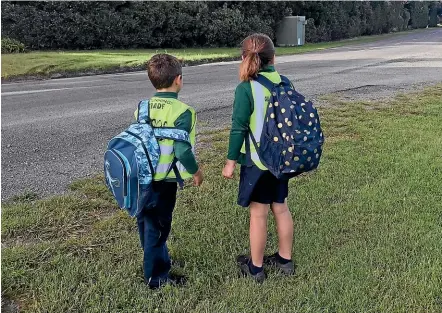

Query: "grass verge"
left=1, top=30, right=421, bottom=81
left=2, top=85, right=442, bottom=313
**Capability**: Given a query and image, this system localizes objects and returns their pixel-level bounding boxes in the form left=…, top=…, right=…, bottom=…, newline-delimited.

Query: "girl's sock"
left=249, top=262, right=263, bottom=275
left=276, top=253, right=292, bottom=264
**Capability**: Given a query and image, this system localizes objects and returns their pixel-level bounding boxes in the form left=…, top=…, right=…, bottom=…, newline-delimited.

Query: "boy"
left=135, top=54, right=203, bottom=289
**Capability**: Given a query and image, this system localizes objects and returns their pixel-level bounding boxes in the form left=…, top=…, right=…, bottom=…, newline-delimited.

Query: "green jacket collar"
left=259, top=65, right=275, bottom=73
left=154, top=92, right=178, bottom=99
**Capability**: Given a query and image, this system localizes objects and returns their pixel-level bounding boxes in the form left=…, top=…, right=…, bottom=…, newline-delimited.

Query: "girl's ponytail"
left=239, top=52, right=261, bottom=82
left=239, top=33, right=275, bottom=82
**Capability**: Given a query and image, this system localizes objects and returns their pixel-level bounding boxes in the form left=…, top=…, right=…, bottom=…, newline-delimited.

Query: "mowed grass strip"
left=0, top=31, right=422, bottom=79
left=2, top=86, right=442, bottom=313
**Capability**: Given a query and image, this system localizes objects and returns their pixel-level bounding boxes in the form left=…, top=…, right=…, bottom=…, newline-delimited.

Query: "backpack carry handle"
left=137, top=100, right=151, bottom=124
left=279, top=75, right=293, bottom=88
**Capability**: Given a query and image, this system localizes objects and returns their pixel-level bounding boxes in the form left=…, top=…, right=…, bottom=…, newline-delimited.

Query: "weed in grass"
left=9, top=192, right=40, bottom=203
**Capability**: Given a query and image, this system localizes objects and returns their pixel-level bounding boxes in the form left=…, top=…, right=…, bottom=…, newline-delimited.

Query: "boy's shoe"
left=263, top=253, right=295, bottom=275
left=236, top=255, right=266, bottom=284
left=171, top=259, right=185, bottom=268
left=147, top=273, right=187, bottom=290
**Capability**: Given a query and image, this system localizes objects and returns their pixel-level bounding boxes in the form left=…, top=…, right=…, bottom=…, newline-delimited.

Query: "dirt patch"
left=315, top=83, right=436, bottom=107
left=1, top=297, right=20, bottom=313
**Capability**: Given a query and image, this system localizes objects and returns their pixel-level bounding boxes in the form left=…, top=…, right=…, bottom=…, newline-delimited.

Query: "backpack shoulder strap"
left=279, top=75, right=294, bottom=89
left=137, top=100, right=150, bottom=123
left=255, top=74, right=278, bottom=92
left=170, top=158, right=185, bottom=190
left=153, top=128, right=190, bottom=143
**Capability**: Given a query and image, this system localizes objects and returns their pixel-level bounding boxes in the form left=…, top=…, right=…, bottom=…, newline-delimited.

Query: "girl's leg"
left=249, top=201, right=270, bottom=267
left=271, top=201, right=293, bottom=260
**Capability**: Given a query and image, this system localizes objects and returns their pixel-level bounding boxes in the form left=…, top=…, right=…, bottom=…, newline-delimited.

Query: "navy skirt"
left=237, top=165, right=289, bottom=207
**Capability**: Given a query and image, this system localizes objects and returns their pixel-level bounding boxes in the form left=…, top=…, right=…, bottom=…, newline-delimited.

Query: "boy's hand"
left=222, top=160, right=236, bottom=179
left=193, top=169, right=203, bottom=186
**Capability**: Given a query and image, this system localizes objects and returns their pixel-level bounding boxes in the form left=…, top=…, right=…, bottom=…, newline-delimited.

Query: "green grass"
left=2, top=86, right=442, bottom=313
left=0, top=31, right=421, bottom=79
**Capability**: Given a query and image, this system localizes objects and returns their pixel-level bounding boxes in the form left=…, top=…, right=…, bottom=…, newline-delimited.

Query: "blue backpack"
left=104, top=100, right=190, bottom=217
left=249, top=74, right=324, bottom=179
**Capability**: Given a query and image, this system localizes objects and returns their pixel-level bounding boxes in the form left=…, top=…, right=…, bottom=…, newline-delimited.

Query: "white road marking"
left=1, top=85, right=95, bottom=96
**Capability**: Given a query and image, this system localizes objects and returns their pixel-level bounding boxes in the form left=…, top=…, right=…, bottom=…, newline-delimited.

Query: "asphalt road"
left=2, top=29, right=442, bottom=200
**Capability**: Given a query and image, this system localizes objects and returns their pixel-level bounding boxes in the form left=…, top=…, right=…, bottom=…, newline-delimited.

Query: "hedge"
left=1, top=1, right=438, bottom=50
left=1, top=37, right=26, bottom=53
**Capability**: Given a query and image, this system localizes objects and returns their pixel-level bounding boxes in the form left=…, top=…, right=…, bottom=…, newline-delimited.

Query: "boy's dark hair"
left=147, top=54, right=182, bottom=89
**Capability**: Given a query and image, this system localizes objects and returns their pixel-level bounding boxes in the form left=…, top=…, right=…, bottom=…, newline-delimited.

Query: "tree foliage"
left=0, top=1, right=435, bottom=50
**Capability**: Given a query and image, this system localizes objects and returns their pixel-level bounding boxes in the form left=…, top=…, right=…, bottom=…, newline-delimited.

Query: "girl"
left=222, top=33, right=295, bottom=283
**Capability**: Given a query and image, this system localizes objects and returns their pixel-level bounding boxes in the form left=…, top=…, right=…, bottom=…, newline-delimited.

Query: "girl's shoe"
left=263, top=253, right=295, bottom=275
left=236, top=255, right=266, bottom=284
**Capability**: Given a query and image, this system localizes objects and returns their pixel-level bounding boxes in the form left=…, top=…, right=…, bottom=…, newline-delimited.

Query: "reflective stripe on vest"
left=156, top=161, right=189, bottom=177
left=155, top=109, right=196, bottom=181
left=250, top=80, right=266, bottom=141
left=240, top=71, right=282, bottom=170
left=154, top=140, right=194, bottom=180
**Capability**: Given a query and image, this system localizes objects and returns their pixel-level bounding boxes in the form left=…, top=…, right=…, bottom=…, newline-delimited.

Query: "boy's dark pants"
left=136, top=181, right=177, bottom=285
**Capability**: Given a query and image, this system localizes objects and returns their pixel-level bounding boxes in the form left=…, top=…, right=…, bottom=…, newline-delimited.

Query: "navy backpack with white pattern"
left=251, top=74, right=324, bottom=179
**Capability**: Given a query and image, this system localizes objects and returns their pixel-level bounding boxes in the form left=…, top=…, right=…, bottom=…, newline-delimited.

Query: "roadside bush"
left=0, top=1, right=434, bottom=50
left=206, top=5, right=247, bottom=47
left=1, top=37, right=26, bottom=53
left=406, top=2, right=430, bottom=28
left=305, top=18, right=318, bottom=43
left=428, top=2, right=438, bottom=27
left=303, top=1, right=412, bottom=42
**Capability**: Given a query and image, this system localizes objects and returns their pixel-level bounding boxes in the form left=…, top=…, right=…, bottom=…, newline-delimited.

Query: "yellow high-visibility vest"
left=240, top=71, right=281, bottom=170
left=135, top=97, right=196, bottom=180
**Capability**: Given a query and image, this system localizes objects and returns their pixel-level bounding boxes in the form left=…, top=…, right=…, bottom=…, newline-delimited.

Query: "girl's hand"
left=193, top=169, right=204, bottom=186
left=222, top=160, right=236, bottom=179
